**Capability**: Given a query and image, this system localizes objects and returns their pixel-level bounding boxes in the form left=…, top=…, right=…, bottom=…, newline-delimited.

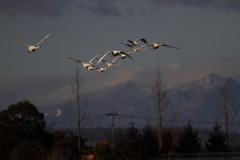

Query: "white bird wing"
left=15, top=39, right=30, bottom=48
left=36, top=33, right=51, bottom=46
left=162, top=43, right=180, bottom=49
left=121, top=40, right=132, bottom=47
left=142, top=43, right=152, bottom=47
left=121, top=52, right=134, bottom=61
left=106, top=57, right=120, bottom=67
left=88, top=55, right=98, bottom=63
left=122, top=43, right=135, bottom=48
left=111, top=62, right=120, bottom=67
left=127, top=50, right=135, bottom=55
left=96, top=52, right=111, bottom=64
left=121, top=40, right=127, bottom=46
left=68, top=57, right=83, bottom=64
left=112, top=56, right=119, bottom=62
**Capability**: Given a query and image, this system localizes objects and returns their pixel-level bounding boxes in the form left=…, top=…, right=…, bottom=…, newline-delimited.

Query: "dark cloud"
left=74, top=0, right=121, bottom=17
left=154, top=0, right=240, bottom=11
left=1, top=0, right=239, bottom=18
left=0, top=0, right=72, bottom=17
left=0, top=0, right=121, bottom=17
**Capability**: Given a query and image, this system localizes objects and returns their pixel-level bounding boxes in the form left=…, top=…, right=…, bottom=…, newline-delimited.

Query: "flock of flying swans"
left=15, top=35, right=180, bottom=72
left=68, top=38, right=180, bottom=72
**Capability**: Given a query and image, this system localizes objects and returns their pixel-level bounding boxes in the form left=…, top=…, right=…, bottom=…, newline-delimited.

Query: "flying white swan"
left=123, top=44, right=147, bottom=52
left=97, top=56, right=120, bottom=67
left=118, top=45, right=146, bottom=59
left=87, top=65, right=97, bottom=70
left=144, top=43, right=180, bottom=49
left=121, top=38, right=148, bottom=47
left=68, top=55, right=98, bottom=70
left=97, top=50, right=133, bottom=64
left=96, top=66, right=108, bottom=72
left=15, top=33, right=51, bottom=52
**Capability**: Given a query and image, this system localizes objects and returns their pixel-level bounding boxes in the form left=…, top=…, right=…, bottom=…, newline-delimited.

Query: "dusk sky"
left=1, top=0, right=240, bottom=109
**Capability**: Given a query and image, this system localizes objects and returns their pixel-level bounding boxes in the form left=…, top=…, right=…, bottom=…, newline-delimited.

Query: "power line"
left=46, top=114, right=107, bottom=126
left=46, top=114, right=240, bottom=127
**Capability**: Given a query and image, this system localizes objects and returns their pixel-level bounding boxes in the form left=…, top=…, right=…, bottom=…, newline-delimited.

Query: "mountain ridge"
left=41, top=73, right=240, bottom=129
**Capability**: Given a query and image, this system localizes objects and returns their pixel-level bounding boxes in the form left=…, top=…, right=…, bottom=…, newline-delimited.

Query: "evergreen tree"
left=161, top=130, right=174, bottom=154
left=113, top=128, right=125, bottom=158
left=176, top=121, right=201, bottom=153
left=139, top=123, right=159, bottom=160
left=124, top=122, right=142, bottom=160
left=114, top=122, right=141, bottom=160
left=205, top=121, right=227, bottom=152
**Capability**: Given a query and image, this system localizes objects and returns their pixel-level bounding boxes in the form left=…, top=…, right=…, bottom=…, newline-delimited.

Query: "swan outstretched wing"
left=97, top=52, right=110, bottom=64
left=121, top=51, right=134, bottom=61
left=36, top=33, right=51, bottom=46
left=122, top=38, right=148, bottom=47
left=142, top=43, right=153, bottom=48
left=88, top=55, right=98, bottom=63
left=15, top=39, right=29, bottom=48
left=121, top=42, right=133, bottom=47
left=112, top=56, right=119, bottom=62
left=138, top=38, right=148, bottom=44
left=111, top=62, right=120, bottom=67
left=162, top=43, right=180, bottom=49
left=68, top=57, right=83, bottom=64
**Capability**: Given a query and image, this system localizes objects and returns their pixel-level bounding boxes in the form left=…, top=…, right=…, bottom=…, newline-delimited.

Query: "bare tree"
left=216, top=81, right=238, bottom=149
left=151, top=66, right=169, bottom=152
left=71, top=67, right=88, bottom=155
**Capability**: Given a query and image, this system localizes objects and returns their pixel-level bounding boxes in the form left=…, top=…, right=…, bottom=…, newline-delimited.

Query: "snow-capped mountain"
left=41, top=73, right=240, bottom=129
left=168, top=73, right=240, bottom=126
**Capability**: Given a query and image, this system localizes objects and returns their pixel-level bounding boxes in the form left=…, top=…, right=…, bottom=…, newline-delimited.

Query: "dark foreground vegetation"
left=1, top=100, right=240, bottom=160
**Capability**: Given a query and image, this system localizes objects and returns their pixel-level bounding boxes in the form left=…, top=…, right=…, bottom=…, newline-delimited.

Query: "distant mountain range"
left=168, top=73, right=240, bottom=125
left=41, top=73, right=240, bottom=129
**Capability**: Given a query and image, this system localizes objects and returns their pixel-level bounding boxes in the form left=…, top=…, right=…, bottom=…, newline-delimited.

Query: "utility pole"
left=106, top=108, right=118, bottom=148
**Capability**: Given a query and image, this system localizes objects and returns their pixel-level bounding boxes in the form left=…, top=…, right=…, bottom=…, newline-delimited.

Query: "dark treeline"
left=0, top=101, right=90, bottom=160
left=0, top=100, right=240, bottom=160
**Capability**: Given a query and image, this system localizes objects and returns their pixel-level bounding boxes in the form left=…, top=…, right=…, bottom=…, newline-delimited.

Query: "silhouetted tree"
left=114, top=122, right=161, bottom=160
left=46, top=131, right=89, bottom=160
left=114, top=122, right=142, bottom=160
left=139, top=123, right=159, bottom=160
left=47, top=136, right=78, bottom=160
left=0, top=100, right=47, bottom=160
left=124, top=122, right=142, bottom=160
left=205, top=120, right=227, bottom=152
left=161, top=130, right=174, bottom=154
left=71, top=67, right=88, bottom=155
left=176, top=121, right=201, bottom=154
left=151, top=66, right=169, bottom=152
left=216, top=81, right=239, bottom=149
